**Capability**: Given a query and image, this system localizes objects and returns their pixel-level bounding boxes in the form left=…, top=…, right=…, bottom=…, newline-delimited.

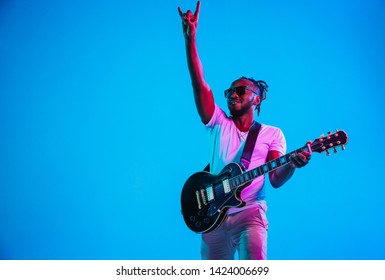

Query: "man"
left=178, top=1, right=311, bottom=260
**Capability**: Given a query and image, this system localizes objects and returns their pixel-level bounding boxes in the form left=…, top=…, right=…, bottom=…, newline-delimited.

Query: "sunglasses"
left=224, top=86, right=258, bottom=99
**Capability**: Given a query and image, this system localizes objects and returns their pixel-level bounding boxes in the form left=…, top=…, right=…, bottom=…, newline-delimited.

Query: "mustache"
left=228, top=98, right=241, bottom=104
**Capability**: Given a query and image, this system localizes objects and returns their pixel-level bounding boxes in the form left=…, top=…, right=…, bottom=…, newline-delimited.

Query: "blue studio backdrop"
left=1, top=0, right=384, bottom=259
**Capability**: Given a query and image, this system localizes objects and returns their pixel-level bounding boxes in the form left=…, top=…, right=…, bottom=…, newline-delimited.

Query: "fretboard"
left=229, top=145, right=310, bottom=190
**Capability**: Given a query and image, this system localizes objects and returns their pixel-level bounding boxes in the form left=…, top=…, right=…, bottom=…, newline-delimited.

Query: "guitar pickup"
left=206, top=185, right=215, bottom=202
left=222, top=179, right=231, bottom=194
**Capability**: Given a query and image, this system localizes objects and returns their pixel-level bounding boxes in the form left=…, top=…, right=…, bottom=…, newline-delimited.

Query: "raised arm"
left=178, top=1, right=214, bottom=124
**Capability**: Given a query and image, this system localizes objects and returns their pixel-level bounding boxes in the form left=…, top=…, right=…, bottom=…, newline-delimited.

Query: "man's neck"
left=232, top=115, right=255, bottom=132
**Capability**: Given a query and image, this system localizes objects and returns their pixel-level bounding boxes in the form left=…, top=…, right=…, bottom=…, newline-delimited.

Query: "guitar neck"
left=229, top=145, right=310, bottom=190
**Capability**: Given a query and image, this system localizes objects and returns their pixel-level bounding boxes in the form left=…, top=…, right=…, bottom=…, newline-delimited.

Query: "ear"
left=253, top=95, right=261, bottom=106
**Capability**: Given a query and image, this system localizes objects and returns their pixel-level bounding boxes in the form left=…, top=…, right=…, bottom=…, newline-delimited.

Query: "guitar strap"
left=240, top=121, right=261, bottom=170
left=203, top=121, right=261, bottom=172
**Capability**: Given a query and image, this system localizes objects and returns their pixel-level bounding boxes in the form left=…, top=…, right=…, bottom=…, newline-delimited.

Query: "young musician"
left=178, top=1, right=311, bottom=259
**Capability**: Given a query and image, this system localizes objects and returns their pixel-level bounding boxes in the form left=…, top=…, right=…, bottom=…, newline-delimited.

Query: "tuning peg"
left=333, top=147, right=338, bottom=153
left=325, top=150, right=330, bottom=156
left=341, top=145, right=345, bottom=151
left=320, top=133, right=325, bottom=138
left=334, top=129, right=340, bottom=137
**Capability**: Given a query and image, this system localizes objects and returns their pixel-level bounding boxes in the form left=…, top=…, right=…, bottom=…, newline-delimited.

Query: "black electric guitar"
left=181, top=130, right=348, bottom=233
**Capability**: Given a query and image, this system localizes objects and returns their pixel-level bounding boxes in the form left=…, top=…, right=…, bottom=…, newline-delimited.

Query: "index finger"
left=178, top=6, right=183, bottom=18
left=194, top=1, right=201, bottom=20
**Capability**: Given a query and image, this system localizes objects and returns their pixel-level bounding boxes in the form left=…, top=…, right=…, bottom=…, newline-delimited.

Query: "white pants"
left=201, top=201, right=268, bottom=260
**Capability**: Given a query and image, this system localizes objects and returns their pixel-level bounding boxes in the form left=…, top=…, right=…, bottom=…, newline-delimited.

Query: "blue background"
left=1, top=0, right=384, bottom=260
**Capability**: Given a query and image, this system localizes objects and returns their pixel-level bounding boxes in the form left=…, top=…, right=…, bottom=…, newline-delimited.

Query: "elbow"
left=269, top=175, right=281, bottom=188
left=269, top=165, right=295, bottom=188
left=269, top=172, right=287, bottom=188
left=271, top=180, right=284, bottom=189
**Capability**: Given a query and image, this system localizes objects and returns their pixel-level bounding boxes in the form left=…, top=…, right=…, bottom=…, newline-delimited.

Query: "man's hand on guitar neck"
left=289, top=141, right=312, bottom=168
left=268, top=141, right=312, bottom=188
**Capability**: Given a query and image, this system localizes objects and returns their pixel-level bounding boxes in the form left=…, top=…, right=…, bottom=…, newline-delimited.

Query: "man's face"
left=225, top=79, right=260, bottom=117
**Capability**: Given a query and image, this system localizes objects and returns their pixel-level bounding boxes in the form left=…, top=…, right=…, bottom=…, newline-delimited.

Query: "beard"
left=228, top=102, right=255, bottom=118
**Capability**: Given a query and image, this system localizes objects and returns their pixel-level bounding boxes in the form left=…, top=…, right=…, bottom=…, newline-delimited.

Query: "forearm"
left=184, top=37, right=209, bottom=92
left=269, top=164, right=296, bottom=188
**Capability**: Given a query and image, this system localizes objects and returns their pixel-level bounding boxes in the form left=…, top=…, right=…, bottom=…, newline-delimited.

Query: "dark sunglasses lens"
left=224, top=89, right=233, bottom=98
left=235, top=86, right=247, bottom=96
left=225, top=86, right=248, bottom=98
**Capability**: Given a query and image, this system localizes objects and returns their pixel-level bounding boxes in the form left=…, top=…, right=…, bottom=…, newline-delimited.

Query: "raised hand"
left=178, top=1, right=201, bottom=38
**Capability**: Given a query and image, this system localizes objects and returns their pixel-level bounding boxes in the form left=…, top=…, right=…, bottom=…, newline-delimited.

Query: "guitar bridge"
left=195, top=191, right=202, bottom=210
left=200, top=189, right=208, bottom=205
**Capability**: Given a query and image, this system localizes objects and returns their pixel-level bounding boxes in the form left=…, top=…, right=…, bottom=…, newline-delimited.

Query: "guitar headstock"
left=311, top=129, right=348, bottom=155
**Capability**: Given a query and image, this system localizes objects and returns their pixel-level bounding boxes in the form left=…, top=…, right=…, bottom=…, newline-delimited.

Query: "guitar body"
left=181, top=163, right=246, bottom=233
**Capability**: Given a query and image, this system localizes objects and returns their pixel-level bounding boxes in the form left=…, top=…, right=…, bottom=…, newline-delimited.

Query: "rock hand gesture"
left=178, top=1, right=201, bottom=39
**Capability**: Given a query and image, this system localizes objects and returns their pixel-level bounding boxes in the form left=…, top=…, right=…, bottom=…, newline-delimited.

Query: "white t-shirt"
left=205, top=105, right=286, bottom=213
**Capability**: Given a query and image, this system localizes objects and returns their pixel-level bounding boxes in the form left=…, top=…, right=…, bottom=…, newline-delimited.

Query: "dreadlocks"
left=238, top=76, right=269, bottom=116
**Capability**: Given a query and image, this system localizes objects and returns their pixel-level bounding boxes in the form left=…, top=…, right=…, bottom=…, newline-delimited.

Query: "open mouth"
left=228, top=99, right=240, bottom=105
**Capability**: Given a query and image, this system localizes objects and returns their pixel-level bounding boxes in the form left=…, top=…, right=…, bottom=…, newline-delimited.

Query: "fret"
left=235, top=176, right=241, bottom=187
left=243, top=173, right=248, bottom=182
left=246, top=171, right=252, bottom=180
left=285, top=154, right=291, bottom=164
left=252, top=169, right=259, bottom=178
left=258, top=166, right=263, bottom=176
left=250, top=170, right=255, bottom=179
left=267, top=161, right=272, bottom=171
left=262, top=164, right=268, bottom=174
left=239, top=175, right=245, bottom=184
left=230, top=179, right=236, bottom=189
left=244, top=172, right=250, bottom=181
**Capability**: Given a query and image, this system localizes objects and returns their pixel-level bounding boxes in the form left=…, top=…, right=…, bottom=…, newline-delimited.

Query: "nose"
left=229, top=90, right=239, bottom=99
